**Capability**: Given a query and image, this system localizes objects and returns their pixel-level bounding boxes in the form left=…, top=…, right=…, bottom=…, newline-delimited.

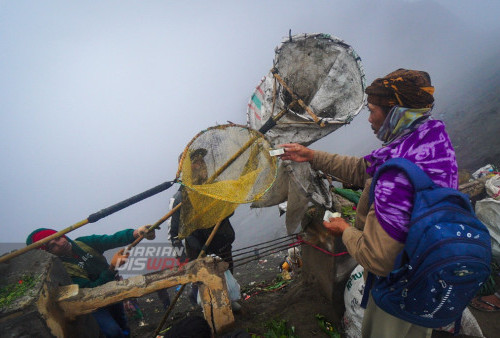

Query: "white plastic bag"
left=343, top=265, right=365, bottom=338
left=437, top=308, right=484, bottom=337
left=472, top=164, right=496, bottom=179
left=476, top=197, right=500, bottom=263
left=197, top=270, right=241, bottom=305
left=485, top=174, right=500, bottom=200
left=225, top=270, right=241, bottom=301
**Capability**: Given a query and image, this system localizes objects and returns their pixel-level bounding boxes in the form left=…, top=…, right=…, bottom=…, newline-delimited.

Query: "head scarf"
left=376, top=106, right=432, bottom=145
left=365, top=69, right=435, bottom=108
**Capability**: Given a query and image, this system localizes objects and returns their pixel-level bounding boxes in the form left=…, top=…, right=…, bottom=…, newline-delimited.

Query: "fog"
left=1, top=0, right=499, bottom=250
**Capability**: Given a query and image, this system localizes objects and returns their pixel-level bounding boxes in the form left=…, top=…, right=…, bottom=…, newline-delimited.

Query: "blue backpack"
left=361, top=158, right=492, bottom=329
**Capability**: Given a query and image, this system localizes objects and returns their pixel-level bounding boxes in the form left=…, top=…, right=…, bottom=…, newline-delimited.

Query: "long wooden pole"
left=271, top=68, right=325, bottom=127
left=126, top=203, right=182, bottom=250
left=153, top=219, right=224, bottom=336
left=0, top=219, right=90, bottom=264
left=0, top=180, right=176, bottom=264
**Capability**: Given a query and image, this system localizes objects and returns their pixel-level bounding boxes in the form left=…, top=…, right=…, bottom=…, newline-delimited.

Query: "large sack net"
left=247, top=33, right=366, bottom=146
left=247, top=33, right=366, bottom=233
left=176, top=124, right=277, bottom=238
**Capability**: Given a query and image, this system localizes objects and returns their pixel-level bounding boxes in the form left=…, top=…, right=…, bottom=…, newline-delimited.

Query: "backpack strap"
left=62, top=261, right=89, bottom=279
left=360, top=271, right=374, bottom=309
left=74, top=240, right=102, bottom=258
left=370, top=157, right=474, bottom=213
left=61, top=241, right=108, bottom=280
left=369, top=158, right=435, bottom=205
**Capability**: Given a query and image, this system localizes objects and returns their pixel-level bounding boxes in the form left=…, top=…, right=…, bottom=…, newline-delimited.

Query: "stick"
left=153, top=220, right=224, bottom=336
left=1, top=181, right=176, bottom=263
left=126, top=203, right=182, bottom=250
left=271, top=68, right=325, bottom=127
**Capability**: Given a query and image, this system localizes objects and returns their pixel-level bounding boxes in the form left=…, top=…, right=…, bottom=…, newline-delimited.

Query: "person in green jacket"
left=26, top=225, right=155, bottom=338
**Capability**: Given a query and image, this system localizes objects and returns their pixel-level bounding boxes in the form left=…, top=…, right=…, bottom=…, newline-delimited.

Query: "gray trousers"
left=362, top=294, right=432, bottom=338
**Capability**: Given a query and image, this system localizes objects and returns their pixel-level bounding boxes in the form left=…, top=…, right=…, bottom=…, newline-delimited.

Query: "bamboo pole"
left=1, top=180, right=176, bottom=264
left=153, top=100, right=294, bottom=335
left=271, top=68, right=325, bottom=127
left=126, top=203, right=182, bottom=250
left=153, top=219, right=225, bottom=336
left=0, top=219, right=89, bottom=264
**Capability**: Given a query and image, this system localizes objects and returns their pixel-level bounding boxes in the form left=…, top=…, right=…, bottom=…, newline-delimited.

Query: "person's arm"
left=311, top=151, right=369, bottom=188
left=76, top=229, right=135, bottom=254
left=279, top=143, right=369, bottom=187
left=342, top=208, right=405, bottom=276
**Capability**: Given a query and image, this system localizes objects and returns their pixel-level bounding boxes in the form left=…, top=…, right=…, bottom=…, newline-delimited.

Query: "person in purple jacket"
left=280, top=69, right=458, bottom=338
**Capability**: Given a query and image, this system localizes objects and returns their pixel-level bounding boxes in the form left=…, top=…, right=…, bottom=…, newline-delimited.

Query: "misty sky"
left=1, top=0, right=499, bottom=249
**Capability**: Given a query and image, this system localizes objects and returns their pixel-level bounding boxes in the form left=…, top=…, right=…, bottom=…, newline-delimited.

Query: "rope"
left=296, top=235, right=349, bottom=257
left=222, top=232, right=349, bottom=268
left=232, top=234, right=297, bottom=253
left=232, top=242, right=300, bottom=269
left=231, top=236, right=297, bottom=259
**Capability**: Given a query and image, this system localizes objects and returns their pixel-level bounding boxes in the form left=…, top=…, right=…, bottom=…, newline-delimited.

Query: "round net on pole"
left=247, top=32, right=366, bottom=146
left=176, top=124, right=277, bottom=238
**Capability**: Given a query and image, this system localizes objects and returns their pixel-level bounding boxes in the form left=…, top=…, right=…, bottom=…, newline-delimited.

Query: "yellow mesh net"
left=176, top=124, right=277, bottom=238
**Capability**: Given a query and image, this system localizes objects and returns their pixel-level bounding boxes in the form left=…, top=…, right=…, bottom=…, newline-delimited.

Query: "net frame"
left=174, top=123, right=278, bottom=238
left=175, top=123, right=278, bottom=204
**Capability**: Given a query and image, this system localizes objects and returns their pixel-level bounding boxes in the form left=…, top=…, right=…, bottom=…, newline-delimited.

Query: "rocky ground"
left=123, top=247, right=500, bottom=338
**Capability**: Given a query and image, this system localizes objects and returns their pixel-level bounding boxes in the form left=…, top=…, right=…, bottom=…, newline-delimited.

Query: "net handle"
left=125, top=203, right=182, bottom=251
left=177, top=103, right=291, bottom=185
left=0, top=181, right=176, bottom=264
left=271, top=68, right=325, bottom=127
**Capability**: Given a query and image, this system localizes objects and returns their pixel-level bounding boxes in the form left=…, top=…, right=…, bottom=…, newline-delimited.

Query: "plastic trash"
left=485, top=174, right=500, bottom=200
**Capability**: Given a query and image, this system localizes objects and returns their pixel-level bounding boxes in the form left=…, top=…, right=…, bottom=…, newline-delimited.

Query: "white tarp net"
left=247, top=33, right=366, bottom=233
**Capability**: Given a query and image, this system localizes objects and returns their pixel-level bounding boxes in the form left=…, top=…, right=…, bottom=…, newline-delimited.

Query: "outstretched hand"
left=278, top=143, right=314, bottom=163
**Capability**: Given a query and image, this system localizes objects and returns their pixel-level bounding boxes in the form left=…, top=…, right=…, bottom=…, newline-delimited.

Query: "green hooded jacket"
left=26, top=228, right=135, bottom=288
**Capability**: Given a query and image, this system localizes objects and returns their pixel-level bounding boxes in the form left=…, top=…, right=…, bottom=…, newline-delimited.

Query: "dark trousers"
left=184, top=222, right=235, bottom=305
left=184, top=220, right=235, bottom=273
left=92, top=303, right=130, bottom=338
